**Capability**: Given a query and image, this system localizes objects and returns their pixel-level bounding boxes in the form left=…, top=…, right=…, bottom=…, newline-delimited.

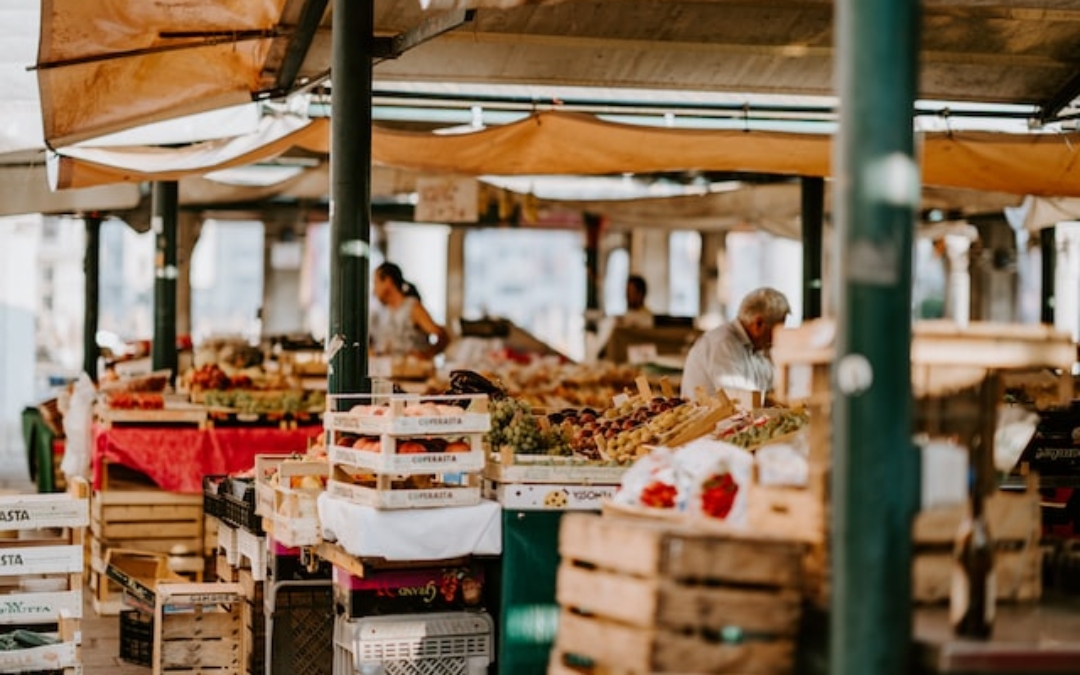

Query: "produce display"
left=486, top=398, right=572, bottom=457
left=104, top=392, right=165, bottom=410
left=186, top=363, right=326, bottom=415
left=613, top=438, right=754, bottom=523
left=714, top=407, right=810, bottom=449
left=202, top=389, right=325, bottom=415
left=486, top=393, right=733, bottom=465
left=0, top=629, right=63, bottom=651
left=443, top=357, right=646, bottom=409
left=334, top=434, right=473, bottom=454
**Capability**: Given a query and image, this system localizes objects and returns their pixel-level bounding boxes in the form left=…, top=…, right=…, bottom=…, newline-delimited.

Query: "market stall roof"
left=32, top=0, right=1080, bottom=147
left=47, top=111, right=1080, bottom=199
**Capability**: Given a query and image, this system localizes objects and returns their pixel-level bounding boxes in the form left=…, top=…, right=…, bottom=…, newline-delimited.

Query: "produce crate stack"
left=0, top=480, right=89, bottom=675
left=255, top=455, right=329, bottom=550
left=89, top=485, right=205, bottom=615
left=913, top=471, right=1043, bottom=603
left=152, top=583, right=245, bottom=675
left=205, top=476, right=268, bottom=584
left=324, top=394, right=490, bottom=509
left=549, top=514, right=806, bottom=675
left=239, top=566, right=266, bottom=675
left=770, top=322, right=834, bottom=611
left=106, top=547, right=246, bottom=674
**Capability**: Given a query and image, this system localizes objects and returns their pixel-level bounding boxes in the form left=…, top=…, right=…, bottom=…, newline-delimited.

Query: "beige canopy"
left=48, top=111, right=1080, bottom=200
left=35, top=0, right=1080, bottom=148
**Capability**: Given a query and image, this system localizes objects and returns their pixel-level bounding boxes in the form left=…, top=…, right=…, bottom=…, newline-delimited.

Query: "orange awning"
left=50, top=111, right=1080, bottom=199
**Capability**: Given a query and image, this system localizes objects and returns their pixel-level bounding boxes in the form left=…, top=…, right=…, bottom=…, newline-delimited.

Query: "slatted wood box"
left=152, top=582, right=244, bottom=675
left=0, top=481, right=88, bottom=674
left=551, top=514, right=805, bottom=675
left=912, top=479, right=1042, bottom=604
left=90, top=488, right=204, bottom=614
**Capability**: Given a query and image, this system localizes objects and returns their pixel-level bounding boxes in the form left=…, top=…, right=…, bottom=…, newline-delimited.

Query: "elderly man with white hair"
left=680, top=287, right=792, bottom=399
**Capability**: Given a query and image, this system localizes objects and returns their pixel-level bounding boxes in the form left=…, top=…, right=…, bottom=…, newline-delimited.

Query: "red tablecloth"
left=92, top=423, right=322, bottom=494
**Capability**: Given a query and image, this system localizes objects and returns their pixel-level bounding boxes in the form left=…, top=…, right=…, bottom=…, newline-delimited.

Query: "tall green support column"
left=1040, top=225, right=1056, bottom=325
left=802, top=177, right=825, bottom=320
left=83, top=213, right=102, bottom=381
left=152, top=182, right=179, bottom=379
left=584, top=213, right=602, bottom=320
left=831, top=0, right=921, bottom=673
left=328, top=0, right=372, bottom=397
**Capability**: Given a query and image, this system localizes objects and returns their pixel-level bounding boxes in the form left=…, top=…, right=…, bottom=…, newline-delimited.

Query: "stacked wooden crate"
left=238, top=567, right=265, bottom=675
left=550, top=514, right=805, bottom=675
left=255, top=455, right=328, bottom=549
left=152, top=583, right=244, bottom=675
left=0, top=481, right=88, bottom=675
left=324, top=395, right=489, bottom=509
left=89, top=487, right=204, bottom=615
left=913, top=473, right=1043, bottom=603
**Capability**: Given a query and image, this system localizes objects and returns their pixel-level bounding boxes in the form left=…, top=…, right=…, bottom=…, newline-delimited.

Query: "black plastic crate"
left=203, top=474, right=226, bottom=520
left=119, top=609, right=153, bottom=667
left=222, top=477, right=264, bottom=535
left=267, top=581, right=334, bottom=675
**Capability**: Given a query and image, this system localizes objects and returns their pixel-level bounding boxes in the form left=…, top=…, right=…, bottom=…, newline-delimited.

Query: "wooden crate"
left=327, top=470, right=481, bottom=510
left=551, top=514, right=805, bottom=675
left=90, top=487, right=204, bottom=613
left=153, top=582, right=244, bottom=675
left=91, top=489, right=204, bottom=542
left=912, top=481, right=1042, bottom=603
left=254, top=456, right=328, bottom=548
left=237, top=568, right=265, bottom=675
left=0, top=482, right=88, bottom=664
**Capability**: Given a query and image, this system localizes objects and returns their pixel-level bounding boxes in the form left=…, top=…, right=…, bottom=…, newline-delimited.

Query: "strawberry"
left=640, top=481, right=677, bottom=509
left=700, top=472, right=738, bottom=519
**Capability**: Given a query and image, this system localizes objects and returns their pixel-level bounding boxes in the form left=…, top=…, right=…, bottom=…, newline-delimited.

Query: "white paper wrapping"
left=317, top=493, right=502, bottom=561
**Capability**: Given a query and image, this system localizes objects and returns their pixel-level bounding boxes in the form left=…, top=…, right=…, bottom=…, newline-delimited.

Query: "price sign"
left=415, top=176, right=479, bottom=223
left=626, top=343, right=659, bottom=365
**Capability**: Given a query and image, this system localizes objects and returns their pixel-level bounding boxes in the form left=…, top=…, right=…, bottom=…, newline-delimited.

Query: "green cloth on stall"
left=497, top=510, right=565, bottom=675
left=21, top=407, right=60, bottom=493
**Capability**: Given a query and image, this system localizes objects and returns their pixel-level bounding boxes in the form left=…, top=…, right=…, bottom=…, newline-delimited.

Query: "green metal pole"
left=1040, top=225, right=1056, bottom=325
left=152, top=182, right=179, bottom=379
left=802, top=177, right=825, bottom=320
left=83, top=213, right=102, bottom=381
left=328, top=0, right=373, bottom=397
left=832, top=0, right=920, bottom=673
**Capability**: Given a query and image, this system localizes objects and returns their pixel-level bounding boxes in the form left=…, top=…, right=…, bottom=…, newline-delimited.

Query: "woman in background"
left=370, top=262, right=450, bottom=358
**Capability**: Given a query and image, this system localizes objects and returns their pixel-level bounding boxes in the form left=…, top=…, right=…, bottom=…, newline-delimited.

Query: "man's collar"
left=732, top=319, right=754, bottom=349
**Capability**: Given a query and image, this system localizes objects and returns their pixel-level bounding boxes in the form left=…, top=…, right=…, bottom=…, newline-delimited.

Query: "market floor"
left=80, top=595, right=148, bottom=675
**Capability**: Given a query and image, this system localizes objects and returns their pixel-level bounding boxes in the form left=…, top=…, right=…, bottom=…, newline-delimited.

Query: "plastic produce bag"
left=673, top=438, right=753, bottom=526
left=613, top=447, right=677, bottom=509
left=60, top=374, right=96, bottom=480
left=755, top=431, right=810, bottom=487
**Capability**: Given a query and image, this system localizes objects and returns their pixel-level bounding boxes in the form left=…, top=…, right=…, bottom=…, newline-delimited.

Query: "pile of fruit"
left=105, top=392, right=165, bottom=410
left=486, top=394, right=733, bottom=465
left=189, top=364, right=248, bottom=391
left=333, top=434, right=473, bottom=454
left=485, top=398, right=572, bottom=458
left=714, top=407, right=809, bottom=449
left=202, top=389, right=325, bottom=415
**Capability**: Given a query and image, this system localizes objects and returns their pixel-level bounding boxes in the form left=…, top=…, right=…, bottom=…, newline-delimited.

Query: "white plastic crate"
left=333, top=612, right=493, bottom=675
